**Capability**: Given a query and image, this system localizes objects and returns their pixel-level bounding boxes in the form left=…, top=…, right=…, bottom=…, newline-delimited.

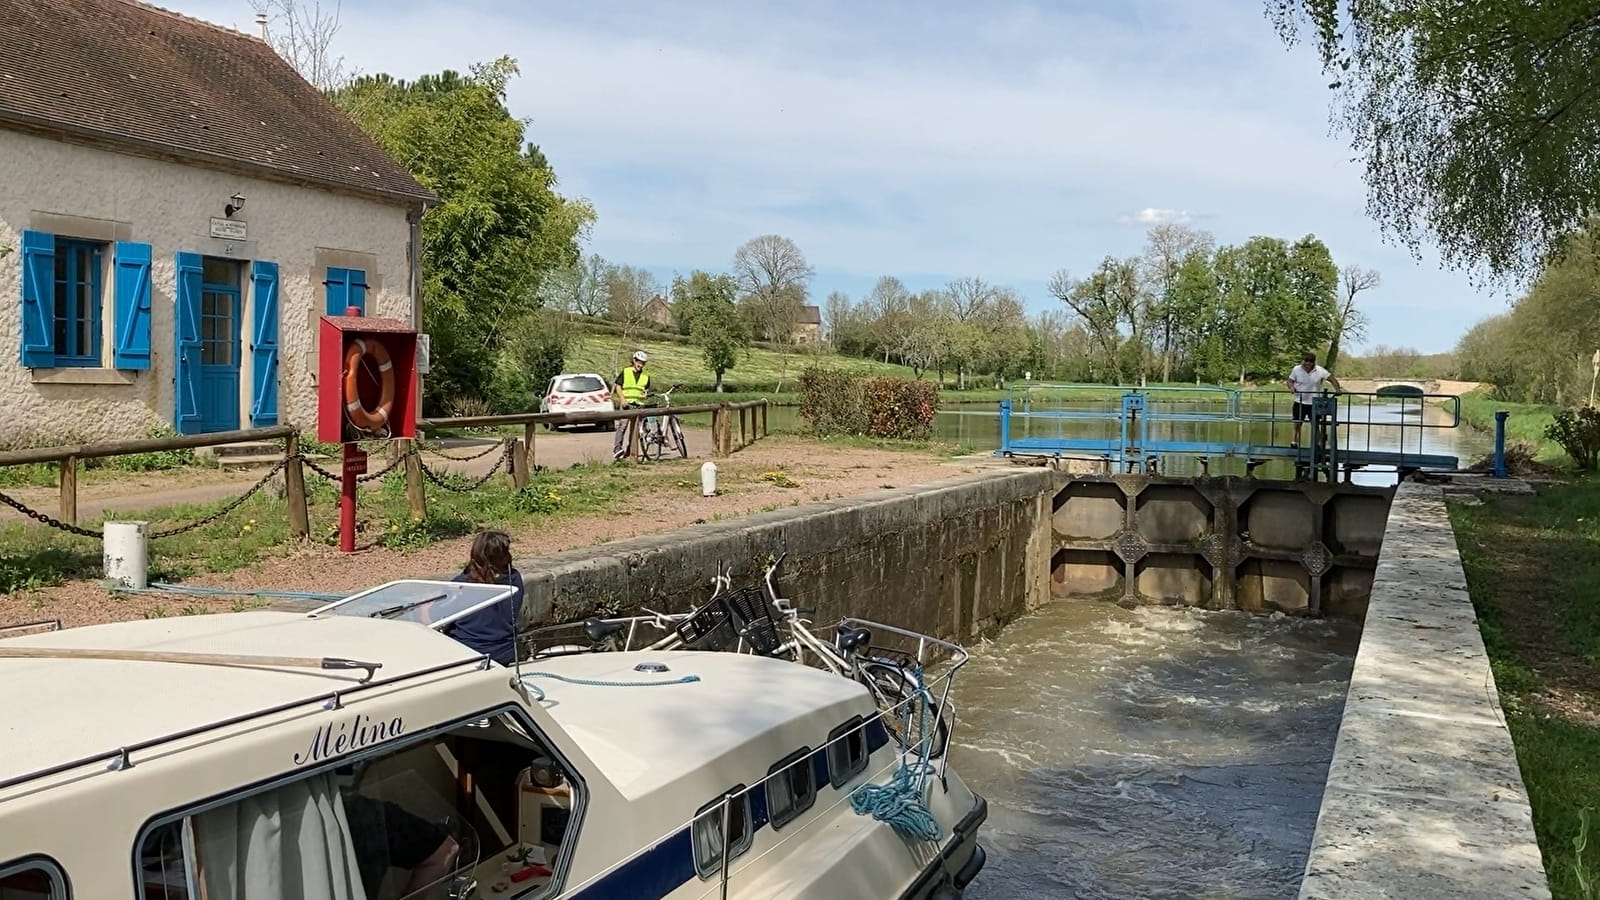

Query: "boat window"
left=765, top=748, right=816, bottom=830
left=826, top=717, right=869, bottom=789
left=132, top=708, right=584, bottom=900
left=0, top=857, right=69, bottom=899
left=691, top=787, right=753, bottom=879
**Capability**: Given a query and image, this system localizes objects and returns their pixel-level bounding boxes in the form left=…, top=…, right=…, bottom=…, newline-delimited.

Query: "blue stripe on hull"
left=569, top=718, right=894, bottom=898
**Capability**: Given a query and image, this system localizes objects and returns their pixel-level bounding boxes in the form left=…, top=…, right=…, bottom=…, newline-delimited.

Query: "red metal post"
left=339, top=443, right=367, bottom=553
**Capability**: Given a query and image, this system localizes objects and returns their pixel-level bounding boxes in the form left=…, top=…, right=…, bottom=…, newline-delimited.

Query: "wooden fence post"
left=511, top=439, right=529, bottom=489
left=523, top=422, right=537, bottom=473
left=760, top=402, right=768, bottom=438
left=739, top=407, right=747, bottom=448
left=284, top=433, right=310, bottom=539
left=403, top=440, right=427, bottom=520
left=59, top=456, right=77, bottom=525
left=714, top=405, right=732, bottom=457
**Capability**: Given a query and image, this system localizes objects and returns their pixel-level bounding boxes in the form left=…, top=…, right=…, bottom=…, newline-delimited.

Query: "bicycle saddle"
left=583, top=618, right=628, bottom=642
left=836, top=626, right=872, bottom=654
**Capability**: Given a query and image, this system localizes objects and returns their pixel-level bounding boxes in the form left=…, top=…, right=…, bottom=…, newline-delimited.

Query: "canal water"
left=949, top=601, right=1362, bottom=899
left=758, top=396, right=1491, bottom=485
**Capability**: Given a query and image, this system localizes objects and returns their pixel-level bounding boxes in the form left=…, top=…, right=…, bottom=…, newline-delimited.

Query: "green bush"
left=800, top=367, right=939, bottom=439
left=799, top=367, right=867, bottom=435
left=1546, top=407, right=1600, bottom=470
left=863, top=376, right=940, bottom=439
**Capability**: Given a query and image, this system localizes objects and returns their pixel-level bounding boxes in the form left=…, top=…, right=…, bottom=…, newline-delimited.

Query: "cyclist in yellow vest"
left=612, top=350, right=653, bottom=459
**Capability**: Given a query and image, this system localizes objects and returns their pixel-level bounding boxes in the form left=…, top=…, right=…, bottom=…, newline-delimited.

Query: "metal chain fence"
left=0, top=440, right=515, bottom=542
left=420, top=439, right=505, bottom=462
left=149, top=458, right=290, bottom=538
left=300, top=445, right=416, bottom=485
left=0, top=490, right=104, bottom=538
left=418, top=443, right=510, bottom=493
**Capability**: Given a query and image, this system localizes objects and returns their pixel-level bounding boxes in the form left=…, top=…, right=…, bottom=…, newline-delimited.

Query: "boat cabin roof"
left=0, top=610, right=486, bottom=787
left=525, top=650, right=867, bottom=801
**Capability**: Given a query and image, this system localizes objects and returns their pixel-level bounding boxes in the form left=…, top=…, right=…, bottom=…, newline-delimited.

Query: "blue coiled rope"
left=849, top=665, right=944, bottom=842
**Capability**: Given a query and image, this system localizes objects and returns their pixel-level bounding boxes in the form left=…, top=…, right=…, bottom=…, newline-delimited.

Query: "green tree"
left=1269, top=1, right=1600, bottom=280
left=671, top=271, right=749, bottom=392
left=333, top=56, right=595, bottom=413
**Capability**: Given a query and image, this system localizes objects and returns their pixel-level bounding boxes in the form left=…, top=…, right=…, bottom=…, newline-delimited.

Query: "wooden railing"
left=0, top=400, right=771, bottom=537
left=0, top=425, right=308, bottom=532
left=416, top=398, right=770, bottom=476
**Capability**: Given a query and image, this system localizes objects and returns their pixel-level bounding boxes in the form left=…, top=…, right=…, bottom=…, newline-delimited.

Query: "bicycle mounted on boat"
left=523, top=554, right=958, bottom=759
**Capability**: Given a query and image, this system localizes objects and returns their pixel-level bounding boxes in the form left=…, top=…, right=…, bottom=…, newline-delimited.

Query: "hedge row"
left=798, top=366, right=939, bottom=439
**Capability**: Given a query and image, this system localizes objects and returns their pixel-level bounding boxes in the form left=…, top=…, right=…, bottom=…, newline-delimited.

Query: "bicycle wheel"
left=671, top=417, right=689, bottom=458
left=640, top=425, right=664, bottom=461
left=857, top=661, right=951, bottom=759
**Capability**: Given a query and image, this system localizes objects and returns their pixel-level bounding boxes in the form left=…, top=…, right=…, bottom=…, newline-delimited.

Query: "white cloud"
left=1117, top=208, right=1195, bottom=227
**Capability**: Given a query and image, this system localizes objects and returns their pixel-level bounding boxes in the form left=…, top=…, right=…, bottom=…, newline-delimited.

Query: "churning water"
left=951, top=601, right=1361, bottom=899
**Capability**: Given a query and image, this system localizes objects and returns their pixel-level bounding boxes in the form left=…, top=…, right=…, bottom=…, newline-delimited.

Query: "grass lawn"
left=1450, top=481, right=1600, bottom=898
left=0, top=462, right=641, bottom=595
left=1456, top=391, right=1566, bottom=464
left=562, top=333, right=925, bottom=394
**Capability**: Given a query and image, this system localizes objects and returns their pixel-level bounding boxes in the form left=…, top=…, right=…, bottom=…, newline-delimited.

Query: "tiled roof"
left=0, top=0, right=435, bottom=205
left=797, top=305, right=822, bottom=325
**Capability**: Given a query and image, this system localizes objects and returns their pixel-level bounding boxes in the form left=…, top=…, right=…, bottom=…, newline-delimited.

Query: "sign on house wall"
left=208, top=217, right=247, bottom=240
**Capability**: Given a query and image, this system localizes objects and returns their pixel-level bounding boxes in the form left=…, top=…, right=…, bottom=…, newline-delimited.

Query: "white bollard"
left=103, top=521, right=150, bottom=590
left=700, top=461, right=717, bottom=497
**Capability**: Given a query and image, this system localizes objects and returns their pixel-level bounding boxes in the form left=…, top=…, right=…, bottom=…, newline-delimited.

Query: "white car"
left=539, top=372, right=613, bottom=431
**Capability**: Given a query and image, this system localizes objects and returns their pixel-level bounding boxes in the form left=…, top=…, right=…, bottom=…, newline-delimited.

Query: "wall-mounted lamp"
left=224, top=193, right=246, bottom=218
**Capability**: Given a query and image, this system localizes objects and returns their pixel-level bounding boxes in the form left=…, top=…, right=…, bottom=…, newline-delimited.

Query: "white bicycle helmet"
left=632, top=350, right=649, bottom=363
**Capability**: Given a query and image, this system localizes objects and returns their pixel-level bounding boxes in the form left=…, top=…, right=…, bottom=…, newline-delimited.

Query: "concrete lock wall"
left=1049, top=474, right=1395, bottom=617
left=508, top=469, right=1060, bottom=652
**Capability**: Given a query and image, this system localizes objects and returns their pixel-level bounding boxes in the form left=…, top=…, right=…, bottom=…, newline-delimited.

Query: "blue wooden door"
left=198, top=258, right=243, bottom=433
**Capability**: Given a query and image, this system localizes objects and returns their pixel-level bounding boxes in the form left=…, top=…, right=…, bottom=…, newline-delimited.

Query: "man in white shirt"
left=1284, top=352, right=1342, bottom=447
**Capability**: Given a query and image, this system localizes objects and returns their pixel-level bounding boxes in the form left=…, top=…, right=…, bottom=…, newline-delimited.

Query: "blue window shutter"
left=348, top=268, right=368, bottom=315
left=324, top=266, right=349, bottom=315
left=19, top=230, right=55, bottom=367
left=249, top=261, right=280, bottom=427
left=112, top=241, right=153, bottom=369
left=174, top=252, right=204, bottom=434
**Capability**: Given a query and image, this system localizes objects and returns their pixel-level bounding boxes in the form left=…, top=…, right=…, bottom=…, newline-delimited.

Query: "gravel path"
left=2, top=436, right=1007, bottom=628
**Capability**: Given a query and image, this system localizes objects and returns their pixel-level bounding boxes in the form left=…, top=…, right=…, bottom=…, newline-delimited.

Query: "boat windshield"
left=307, top=580, right=515, bottom=632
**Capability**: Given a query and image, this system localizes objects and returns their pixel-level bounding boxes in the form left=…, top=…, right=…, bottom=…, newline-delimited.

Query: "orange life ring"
left=343, top=338, right=395, bottom=432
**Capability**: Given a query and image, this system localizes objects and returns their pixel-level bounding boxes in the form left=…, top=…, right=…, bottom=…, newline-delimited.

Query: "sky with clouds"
left=177, top=0, right=1517, bottom=355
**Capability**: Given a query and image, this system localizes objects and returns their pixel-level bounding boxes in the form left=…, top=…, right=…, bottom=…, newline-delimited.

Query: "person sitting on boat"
left=445, top=530, right=525, bottom=666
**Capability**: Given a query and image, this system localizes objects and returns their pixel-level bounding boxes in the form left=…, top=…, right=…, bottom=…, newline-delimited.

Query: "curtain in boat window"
left=191, top=771, right=367, bottom=900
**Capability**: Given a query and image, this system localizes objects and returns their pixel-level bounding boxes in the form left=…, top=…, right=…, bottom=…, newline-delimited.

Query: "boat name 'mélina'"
left=294, top=714, right=405, bottom=766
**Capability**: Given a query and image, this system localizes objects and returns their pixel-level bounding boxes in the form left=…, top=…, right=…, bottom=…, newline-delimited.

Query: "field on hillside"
left=562, top=333, right=925, bottom=392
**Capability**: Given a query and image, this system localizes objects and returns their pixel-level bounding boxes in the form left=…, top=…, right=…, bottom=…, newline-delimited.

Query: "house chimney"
left=255, top=12, right=268, bottom=39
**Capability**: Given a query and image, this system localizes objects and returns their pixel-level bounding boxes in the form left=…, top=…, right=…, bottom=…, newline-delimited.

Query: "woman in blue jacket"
left=447, top=530, right=524, bottom=666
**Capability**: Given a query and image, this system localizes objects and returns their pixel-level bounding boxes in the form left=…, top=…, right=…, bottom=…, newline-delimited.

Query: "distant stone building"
left=0, top=0, right=434, bottom=446
left=792, top=305, right=822, bottom=345
left=640, top=295, right=674, bottom=329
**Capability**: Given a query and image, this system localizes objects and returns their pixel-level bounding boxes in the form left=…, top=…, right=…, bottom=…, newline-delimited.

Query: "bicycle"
left=638, top=384, right=689, bottom=461
left=524, top=564, right=738, bottom=658
left=756, top=554, right=959, bottom=760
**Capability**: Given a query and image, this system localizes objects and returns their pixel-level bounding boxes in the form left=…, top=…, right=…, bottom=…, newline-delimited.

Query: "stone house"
left=792, top=305, right=822, bottom=345
left=0, top=0, right=435, bottom=447
left=640, top=295, right=674, bottom=329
